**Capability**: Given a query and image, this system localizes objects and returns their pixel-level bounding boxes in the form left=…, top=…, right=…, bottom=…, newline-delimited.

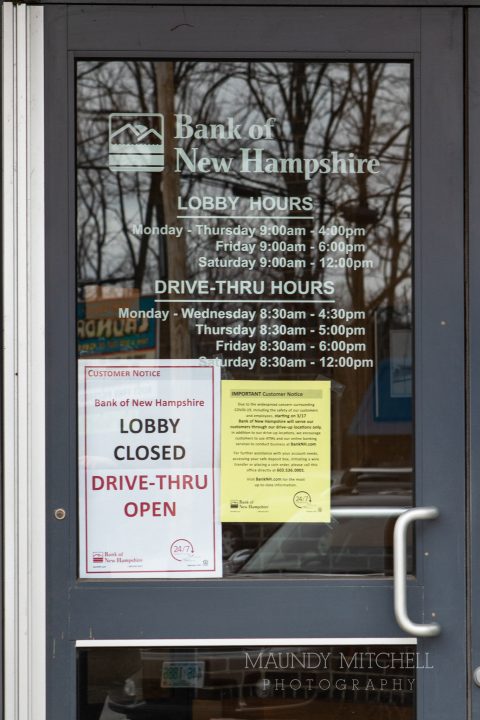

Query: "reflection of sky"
left=77, top=60, right=411, bottom=316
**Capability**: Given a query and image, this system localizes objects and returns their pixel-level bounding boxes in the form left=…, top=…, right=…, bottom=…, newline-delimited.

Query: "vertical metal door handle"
left=393, top=506, right=441, bottom=637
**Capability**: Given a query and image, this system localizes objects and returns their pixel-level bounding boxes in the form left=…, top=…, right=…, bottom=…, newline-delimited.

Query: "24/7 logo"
left=108, top=113, right=164, bottom=172
left=293, top=491, right=312, bottom=509
left=170, top=538, right=194, bottom=562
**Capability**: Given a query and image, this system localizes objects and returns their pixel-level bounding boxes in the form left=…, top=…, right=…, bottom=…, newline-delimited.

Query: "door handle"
left=393, top=506, right=441, bottom=637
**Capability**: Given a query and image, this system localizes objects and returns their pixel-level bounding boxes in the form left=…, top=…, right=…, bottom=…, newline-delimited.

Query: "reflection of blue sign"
left=390, top=361, right=412, bottom=398
left=375, top=359, right=412, bottom=422
left=388, top=329, right=412, bottom=399
left=77, top=296, right=157, bottom=356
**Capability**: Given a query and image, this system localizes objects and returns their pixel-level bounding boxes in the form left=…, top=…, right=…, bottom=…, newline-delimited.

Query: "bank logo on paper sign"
left=108, top=113, right=164, bottom=172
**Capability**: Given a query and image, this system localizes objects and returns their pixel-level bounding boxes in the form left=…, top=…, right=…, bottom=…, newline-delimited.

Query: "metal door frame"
left=0, top=5, right=463, bottom=720
left=2, top=5, right=46, bottom=720
left=468, top=8, right=480, bottom=720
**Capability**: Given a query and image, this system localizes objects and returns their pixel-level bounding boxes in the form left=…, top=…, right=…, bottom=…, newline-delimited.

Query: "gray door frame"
left=468, top=8, right=480, bottom=720
left=45, top=6, right=466, bottom=719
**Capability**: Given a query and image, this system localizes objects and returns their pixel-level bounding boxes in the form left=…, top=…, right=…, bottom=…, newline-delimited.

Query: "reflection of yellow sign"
left=221, top=380, right=331, bottom=523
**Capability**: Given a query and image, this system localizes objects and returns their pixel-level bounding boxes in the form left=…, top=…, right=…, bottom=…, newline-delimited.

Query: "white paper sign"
left=78, top=360, right=221, bottom=578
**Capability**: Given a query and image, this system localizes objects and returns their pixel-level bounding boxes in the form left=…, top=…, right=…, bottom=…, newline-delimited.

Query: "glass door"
left=44, top=6, right=466, bottom=720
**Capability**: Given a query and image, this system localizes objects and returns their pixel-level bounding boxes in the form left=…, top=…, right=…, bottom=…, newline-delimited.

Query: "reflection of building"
left=77, top=295, right=158, bottom=358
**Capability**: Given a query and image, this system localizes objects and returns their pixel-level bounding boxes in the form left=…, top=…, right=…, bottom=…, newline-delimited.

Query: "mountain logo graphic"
left=108, top=113, right=164, bottom=172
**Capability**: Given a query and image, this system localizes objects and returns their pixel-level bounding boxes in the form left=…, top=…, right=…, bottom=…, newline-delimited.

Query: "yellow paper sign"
left=221, top=380, right=331, bottom=523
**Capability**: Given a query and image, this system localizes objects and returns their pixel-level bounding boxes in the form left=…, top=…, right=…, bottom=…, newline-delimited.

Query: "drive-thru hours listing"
left=78, top=360, right=221, bottom=578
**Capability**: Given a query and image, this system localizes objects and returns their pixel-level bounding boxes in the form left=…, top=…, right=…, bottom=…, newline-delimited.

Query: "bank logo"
left=92, top=552, right=105, bottom=564
left=108, top=113, right=164, bottom=172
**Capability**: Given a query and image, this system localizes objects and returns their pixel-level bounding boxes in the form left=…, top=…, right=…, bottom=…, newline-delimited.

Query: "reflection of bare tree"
left=77, top=62, right=157, bottom=292
left=156, top=61, right=190, bottom=357
left=232, top=62, right=347, bottom=283
left=77, top=61, right=193, bottom=353
left=77, top=60, right=412, bottom=468
left=77, top=60, right=411, bottom=318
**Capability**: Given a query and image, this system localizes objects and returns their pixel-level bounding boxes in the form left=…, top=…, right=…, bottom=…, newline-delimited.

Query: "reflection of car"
left=221, top=525, right=244, bottom=559
left=225, top=469, right=413, bottom=576
left=99, top=644, right=414, bottom=720
left=103, top=648, right=253, bottom=720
